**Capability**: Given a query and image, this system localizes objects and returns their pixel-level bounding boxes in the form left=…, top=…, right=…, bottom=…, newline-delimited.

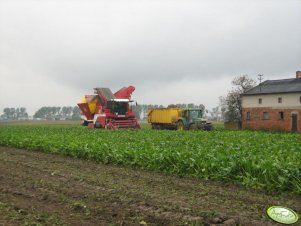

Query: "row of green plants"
left=0, top=124, right=300, bottom=194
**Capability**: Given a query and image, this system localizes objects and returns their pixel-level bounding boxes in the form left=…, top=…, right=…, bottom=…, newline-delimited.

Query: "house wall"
left=242, top=107, right=301, bottom=132
left=241, top=93, right=301, bottom=132
left=242, top=93, right=301, bottom=108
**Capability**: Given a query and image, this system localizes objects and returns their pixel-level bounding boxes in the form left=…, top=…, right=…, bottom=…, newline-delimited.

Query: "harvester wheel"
left=177, top=121, right=184, bottom=131
left=94, top=122, right=102, bottom=128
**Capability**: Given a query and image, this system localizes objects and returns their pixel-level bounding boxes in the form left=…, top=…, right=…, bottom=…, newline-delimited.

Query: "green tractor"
left=177, top=109, right=213, bottom=131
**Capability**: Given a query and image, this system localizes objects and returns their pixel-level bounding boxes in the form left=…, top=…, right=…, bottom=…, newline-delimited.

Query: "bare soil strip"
left=0, top=147, right=300, bottom=226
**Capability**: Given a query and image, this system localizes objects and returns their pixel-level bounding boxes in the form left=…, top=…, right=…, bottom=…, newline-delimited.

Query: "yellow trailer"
left=148, top=108, right=183, bottom=124
left=148, top=108, right=212, bottom=130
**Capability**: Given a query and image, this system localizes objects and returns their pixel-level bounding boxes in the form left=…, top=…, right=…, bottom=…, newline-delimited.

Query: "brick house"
left=241, top=71, right=301, bottom=132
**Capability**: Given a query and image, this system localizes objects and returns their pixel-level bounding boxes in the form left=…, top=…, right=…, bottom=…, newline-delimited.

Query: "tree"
left=16, top=108, right=20, bottom=119
left=198, top=104, right=205, bottom=112
left=210, top=106, right=220, bottom=121
left=10, top=108, right=16, bottom=119
left=56, top=107, right=61, bottom=117
left=66, top=106, right=73, bottom=118
left=20, top=107, right=26, bottom=116
left=218, top=96, right=227, bottom=121
left=222, top=75, right=256, bottom=123
left=18, top=107, right=28, bottom=119
left=62, top=106, right=68, bottom=117
left=3, top=108, right=10, bottom=119
left=1, top=107, right=28, bottom=120
left=72, top=106, right=81, bottom=120
left=33, top=107, right=47, bottom=119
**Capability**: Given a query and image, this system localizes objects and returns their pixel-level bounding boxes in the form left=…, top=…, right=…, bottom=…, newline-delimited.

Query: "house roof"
left=242, top=78, right=301, bottom=96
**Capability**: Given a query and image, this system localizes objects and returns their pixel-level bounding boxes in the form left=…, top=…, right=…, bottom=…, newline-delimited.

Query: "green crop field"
left=0, top=124, right=300, bottom=194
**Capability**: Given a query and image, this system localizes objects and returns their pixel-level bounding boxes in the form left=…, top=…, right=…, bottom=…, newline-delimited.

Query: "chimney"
left=297, top=71, right=301, bottom=79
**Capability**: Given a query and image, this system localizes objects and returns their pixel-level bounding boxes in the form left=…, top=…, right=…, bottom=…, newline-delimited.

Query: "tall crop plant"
left=0, top=124, right=300, bottom=194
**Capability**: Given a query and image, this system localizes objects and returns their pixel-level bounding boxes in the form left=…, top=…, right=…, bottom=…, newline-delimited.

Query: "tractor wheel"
left=177, top=121, right=184, bottom=131
left=189, top=123, right=197, bottom=130
left=204, top=123, right=213, bottom=131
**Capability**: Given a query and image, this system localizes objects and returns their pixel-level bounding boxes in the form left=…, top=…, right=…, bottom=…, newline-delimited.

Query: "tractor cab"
left=182, top=109, right=203, bottom=124
left=187, top=109, right=202, bottom=121
left=182, top=109, right=212, bottom=130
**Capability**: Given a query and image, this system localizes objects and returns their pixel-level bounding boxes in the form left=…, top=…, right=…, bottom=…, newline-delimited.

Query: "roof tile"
left=243, top=78, right=301, bottom=95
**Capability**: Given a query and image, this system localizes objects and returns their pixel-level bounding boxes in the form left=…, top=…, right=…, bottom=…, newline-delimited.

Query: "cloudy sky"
left=0, top=0, right=300, bottom=115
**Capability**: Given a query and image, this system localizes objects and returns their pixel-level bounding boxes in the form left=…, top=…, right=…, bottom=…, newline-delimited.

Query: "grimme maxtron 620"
left=77, top=86, right=140, bottom=129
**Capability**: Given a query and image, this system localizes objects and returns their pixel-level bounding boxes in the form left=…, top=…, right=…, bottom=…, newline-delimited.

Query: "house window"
left=246, top=112, right=251, bottom=120
left=278, top=97, right=282, bottom=103
left=262, top=112, right=269, bottom=120
left=278, top=112, right=284, bottom=120
left=258, top=98, right=262, bottom=104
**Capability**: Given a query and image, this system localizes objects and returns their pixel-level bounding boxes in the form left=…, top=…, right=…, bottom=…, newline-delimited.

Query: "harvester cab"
left=107, top=99, right=130, bottom=116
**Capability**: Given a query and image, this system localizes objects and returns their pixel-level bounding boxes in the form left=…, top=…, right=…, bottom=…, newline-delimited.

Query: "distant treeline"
left=1, top=107, right=29, bottom=120
left=1, top=103, right=205, bottom=121
left=33, top=106, right=80, bottom=120
left=0, top=106, right=81, bottom=120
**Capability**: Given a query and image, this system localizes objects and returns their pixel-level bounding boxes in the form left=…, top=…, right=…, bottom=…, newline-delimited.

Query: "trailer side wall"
left=148, top=108, right=182, bottom=124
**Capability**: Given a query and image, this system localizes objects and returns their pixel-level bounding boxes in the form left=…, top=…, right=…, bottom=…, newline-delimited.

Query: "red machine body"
left=77, top=86, right=140, bottom=129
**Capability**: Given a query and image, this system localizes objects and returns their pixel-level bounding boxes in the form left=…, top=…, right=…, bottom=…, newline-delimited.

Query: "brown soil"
left=0, top=146, right=300, bottom=226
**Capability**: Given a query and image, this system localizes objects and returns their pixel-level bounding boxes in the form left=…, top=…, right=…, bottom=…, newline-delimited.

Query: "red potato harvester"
left=77, top=86, right=140, bottom=129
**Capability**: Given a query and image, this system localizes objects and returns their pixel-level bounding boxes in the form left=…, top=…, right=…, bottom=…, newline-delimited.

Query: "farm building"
left=241, top=71, right=301, bottom=132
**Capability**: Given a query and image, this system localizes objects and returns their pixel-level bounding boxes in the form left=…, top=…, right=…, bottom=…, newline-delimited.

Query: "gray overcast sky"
left=0, top=0, right=300, bottom=115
